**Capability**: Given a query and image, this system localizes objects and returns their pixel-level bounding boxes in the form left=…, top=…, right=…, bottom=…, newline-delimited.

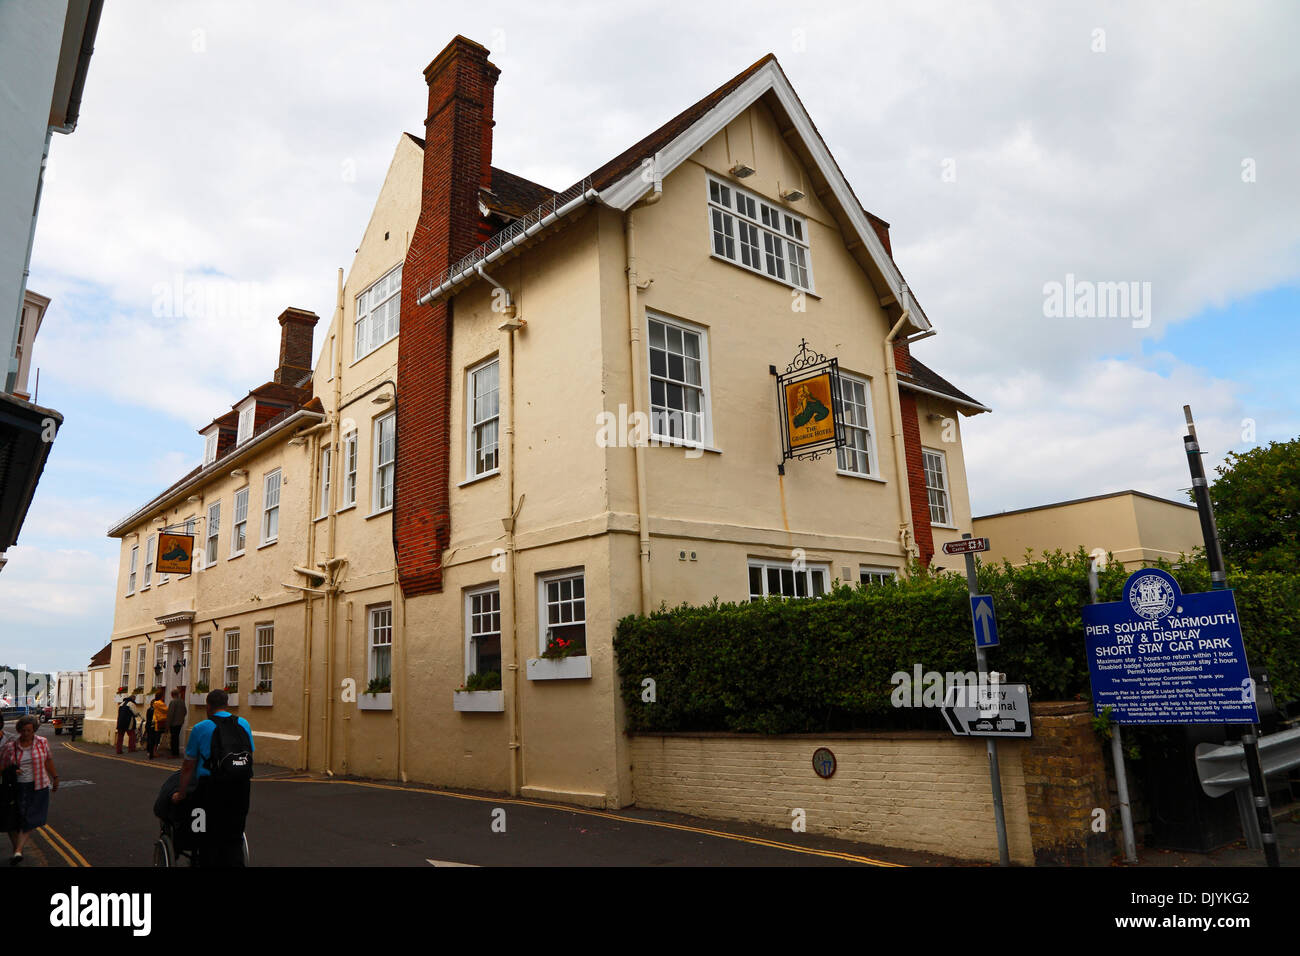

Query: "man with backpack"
left=172, top=688, right=253, bottom=866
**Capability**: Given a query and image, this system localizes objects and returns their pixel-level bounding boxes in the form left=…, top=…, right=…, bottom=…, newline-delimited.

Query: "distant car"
left=42, top=705, right=53, bottom=722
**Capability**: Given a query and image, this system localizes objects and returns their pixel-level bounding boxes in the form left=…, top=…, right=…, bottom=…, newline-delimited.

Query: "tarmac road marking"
left=42, top=824, right=91, bottom=867
left=36, top=828, right=77, bottom=867
left=261, top=776, right=901, bottom=866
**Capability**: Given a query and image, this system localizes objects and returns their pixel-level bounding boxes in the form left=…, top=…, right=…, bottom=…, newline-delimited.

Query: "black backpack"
left=204, top=715, right=253, bottom=782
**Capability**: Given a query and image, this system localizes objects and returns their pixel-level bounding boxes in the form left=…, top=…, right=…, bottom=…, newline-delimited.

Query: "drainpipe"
left=883, top=293, right=918, bottom=566
left=625, top=168, right=662, bottom=614
left=322, top=268, right=345, bottom=774
left=500, top=289, right=525, bottom=796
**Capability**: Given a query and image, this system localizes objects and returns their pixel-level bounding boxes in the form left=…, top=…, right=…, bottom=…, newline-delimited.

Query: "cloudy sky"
left=3, top=0, right=1297, bottom=671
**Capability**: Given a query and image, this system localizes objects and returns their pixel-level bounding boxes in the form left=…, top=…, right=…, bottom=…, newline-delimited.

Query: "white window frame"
left=254, top=624, right=274, bottom=691
left=368, top=604, right=392, bottom=684
left=834, top=371, right=880, bottom=479
left=747, top=557, right=830, bottom=600
left=922, top=447, right=953, bottom=527
left=120, top=646, right=131, bottom=690
left=135, top=643, right=145, bottom=691
left=203, top=431, right=218, bottom=466
left=354, top=263, right=402, bottom=362
left=142, top=535, right=155, bottom=590
left=342, top=431, right=358, bottom=509
left=261, top=469, right=281, bottom=545
left=204, top=500, right=220, bottom=568
left=236, top=402, right=255, bottom=445
left=318, top=446, right=332, bottom=518
left=537, top=570, right=586, bottom=656
left=372, top=412, right=395, bottom=514
left=223, top=629, right=240, bottom=692
left=860, top=566, right=897, bottom=587
left=179, top=518, right=197, bottom=578
left=464, top=584, right=502, bottom=681
left=127, top=544, right=138, bottom=595
left=466, top=357, right=500, bottom=480
left=197, top=634, right=211, bottom=690
left=646, top=312, right=712, bottom=448
left=706, top=175, right=814, bottom=292
left=230, top=487, right=249, bottom=557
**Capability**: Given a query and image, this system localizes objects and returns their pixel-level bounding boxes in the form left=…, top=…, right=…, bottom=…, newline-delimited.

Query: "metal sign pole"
left=1090, top=558, right=1137, bottom=863
left=1182, top=405, right=1278, bottom=868
left=961, top=533, right=1009, bottom=866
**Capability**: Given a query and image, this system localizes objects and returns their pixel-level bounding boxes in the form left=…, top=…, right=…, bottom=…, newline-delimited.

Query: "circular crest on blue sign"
left=1125, top=568, right=1180, bottom=620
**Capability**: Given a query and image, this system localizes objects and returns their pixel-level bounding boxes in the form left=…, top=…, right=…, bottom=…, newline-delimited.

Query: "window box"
left=453, top=690, right=505, bottom=712
left=247, top=691, right=273, bottom=707
left=359, top=692, right=392, bottom=711
left=222, top=694, right=239, bottom=707
left=526, top=656, right=592, bottom=681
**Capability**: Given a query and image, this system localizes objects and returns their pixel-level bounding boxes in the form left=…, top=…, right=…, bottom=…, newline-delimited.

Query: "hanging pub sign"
left=156, top=532, right=196, bottom=575
left=774, top=338, right=846, bottom=462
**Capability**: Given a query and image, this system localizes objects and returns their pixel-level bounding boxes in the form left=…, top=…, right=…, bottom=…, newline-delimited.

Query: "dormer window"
left=203, top=431, right=218, bottom=465
left=236, top=403, right=255, bottom=445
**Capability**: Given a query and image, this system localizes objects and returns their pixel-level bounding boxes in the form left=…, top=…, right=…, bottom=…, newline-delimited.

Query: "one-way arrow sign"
left=970, top=594, right=998, bottom=648
left=942, top=683, right=1033, bottom=738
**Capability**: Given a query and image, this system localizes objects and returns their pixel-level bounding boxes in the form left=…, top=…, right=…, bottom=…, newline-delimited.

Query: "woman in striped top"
left=1, top=715, right=59, bottom=865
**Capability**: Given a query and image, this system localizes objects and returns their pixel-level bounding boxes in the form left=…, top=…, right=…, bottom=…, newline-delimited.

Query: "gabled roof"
left=586, top=55, right=931, bottom=332
left=422, top=54, right=933, bottom=333
left=89, top=643, right=112, bottom=668
left=899, top=357, right=990, bottom=414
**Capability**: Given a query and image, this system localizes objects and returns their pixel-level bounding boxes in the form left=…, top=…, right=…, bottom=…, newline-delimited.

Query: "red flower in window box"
left=541, top=631, right=585, bottom=660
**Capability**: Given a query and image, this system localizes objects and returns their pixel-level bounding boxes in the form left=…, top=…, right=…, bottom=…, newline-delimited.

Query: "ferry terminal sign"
left=1082, top=568, right=1257, bottom=725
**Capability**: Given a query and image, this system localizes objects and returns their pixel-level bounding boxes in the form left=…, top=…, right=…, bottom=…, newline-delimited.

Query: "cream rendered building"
left=973, top=489, right=1203, bottom=571
left=91, top=38, right=988, bottom=810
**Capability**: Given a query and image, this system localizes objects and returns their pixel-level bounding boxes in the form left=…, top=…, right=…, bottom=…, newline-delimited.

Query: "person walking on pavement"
left=1, top=715, right=59, bottom=865
left=172, top=689, right=253, bottom=866
left=146, top=690, right=167, bottom=759
left=166, top=688, right=187, bottom=757
left=115, top=694, right=139, bottom=753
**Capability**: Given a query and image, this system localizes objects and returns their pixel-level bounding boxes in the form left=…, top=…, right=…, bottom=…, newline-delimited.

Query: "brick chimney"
left=395, top=36, right=500, bottom=597
left=274, top=307, right=319, bottom=385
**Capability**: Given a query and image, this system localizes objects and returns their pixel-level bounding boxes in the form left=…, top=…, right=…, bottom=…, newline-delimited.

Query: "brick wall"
left=1021, top=701, right=1117, bottom=865
left=630, top=732, right=1035, bottom=864
left=899, top=391, right=934, bottom=566
left=395, top=36, right=500, bottom=597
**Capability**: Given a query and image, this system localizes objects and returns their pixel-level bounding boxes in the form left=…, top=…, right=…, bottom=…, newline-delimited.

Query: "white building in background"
left=0, top=0, right=102, bottom=562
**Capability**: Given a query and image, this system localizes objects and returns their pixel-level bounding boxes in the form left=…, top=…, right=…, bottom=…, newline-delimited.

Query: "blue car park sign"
left=1082, top=568, right=1258, bottom=725
left=970, top=594, right=998, bottom=648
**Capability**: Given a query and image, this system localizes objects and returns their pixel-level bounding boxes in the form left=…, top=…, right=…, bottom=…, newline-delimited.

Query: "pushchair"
left=152, top=771, right=249, bottom=866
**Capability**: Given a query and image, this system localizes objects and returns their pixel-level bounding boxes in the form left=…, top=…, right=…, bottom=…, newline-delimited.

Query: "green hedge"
left=612, top=549, right=1300, bottom=734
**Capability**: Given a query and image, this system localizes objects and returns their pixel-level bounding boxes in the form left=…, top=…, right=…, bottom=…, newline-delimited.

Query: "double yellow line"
left=38, top=825, right=90, bottom=867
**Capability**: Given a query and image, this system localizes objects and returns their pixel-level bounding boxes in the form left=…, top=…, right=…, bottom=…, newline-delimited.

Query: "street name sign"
left=970, top=594, right=999, bottom=648
left=943, top=537, right=989, bottom=555
left=1082, top=568, right=1258, bottom=725
left=942, top=682, right=1032, bottom=737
